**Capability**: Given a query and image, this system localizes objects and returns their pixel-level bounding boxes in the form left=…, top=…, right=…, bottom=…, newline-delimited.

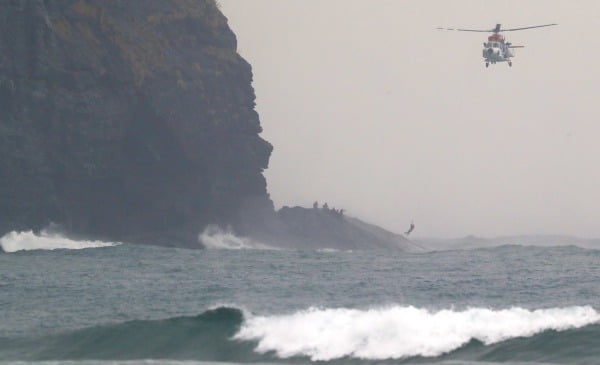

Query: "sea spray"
left=0, top=230, right=120, bottom=253
left=235, top=305, right=600, bottom=360
left=198, top=225, right=274, bottom=250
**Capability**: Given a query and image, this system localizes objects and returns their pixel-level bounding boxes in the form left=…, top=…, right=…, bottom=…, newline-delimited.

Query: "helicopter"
left=437, top=23, right=557, bottom=68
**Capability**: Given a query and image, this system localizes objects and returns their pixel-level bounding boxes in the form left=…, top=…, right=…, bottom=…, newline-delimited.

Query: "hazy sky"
left=219, top=0, right=600, bottom=238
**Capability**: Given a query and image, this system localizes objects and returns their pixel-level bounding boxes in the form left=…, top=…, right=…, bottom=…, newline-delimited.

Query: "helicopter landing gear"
left=508, top=61, right=512, bottom=67
left=485, top=62, right=489, bottom=68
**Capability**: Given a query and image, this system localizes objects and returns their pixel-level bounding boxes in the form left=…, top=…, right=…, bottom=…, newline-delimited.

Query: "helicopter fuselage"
left=482, top=34, right=515, bottom=67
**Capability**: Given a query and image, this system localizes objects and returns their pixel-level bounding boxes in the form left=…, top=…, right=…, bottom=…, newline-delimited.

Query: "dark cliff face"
left=0, top=0, right=272, bottom=244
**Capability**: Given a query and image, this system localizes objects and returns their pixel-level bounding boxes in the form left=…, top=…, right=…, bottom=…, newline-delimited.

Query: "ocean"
left=1, top=230, right=599, bottom=365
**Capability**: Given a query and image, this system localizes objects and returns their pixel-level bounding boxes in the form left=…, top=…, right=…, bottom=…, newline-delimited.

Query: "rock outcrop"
left=0, top=0, right=271, bottom=245
left=237, top=204, right=423, bottom=251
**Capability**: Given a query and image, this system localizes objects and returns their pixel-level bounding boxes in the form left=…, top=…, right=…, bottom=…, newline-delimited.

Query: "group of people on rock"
left=313, top=201, right=344, bottom=217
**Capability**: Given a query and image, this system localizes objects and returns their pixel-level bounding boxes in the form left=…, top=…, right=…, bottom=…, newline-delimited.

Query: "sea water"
left=0, top=231, right=599, bottom=365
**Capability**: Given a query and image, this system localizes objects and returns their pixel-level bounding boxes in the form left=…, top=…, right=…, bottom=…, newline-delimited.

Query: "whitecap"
left=0, top=230, right=120, bottom=253
left=235, top=305, right=600, bottom=361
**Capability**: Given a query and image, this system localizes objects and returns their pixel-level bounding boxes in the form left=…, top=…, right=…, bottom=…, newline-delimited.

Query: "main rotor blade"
left=502, top=23, right=558, bottom=31
left=456, top=28, right=495, bottom=32
left=436, top=27, right=494, bottom=32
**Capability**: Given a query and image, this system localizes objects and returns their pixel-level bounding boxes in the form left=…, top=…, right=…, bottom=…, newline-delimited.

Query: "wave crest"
left=235, top=305, right=600, bottom=361
left=0, top=230, right=120, bottom=253
left=2, top=305, right=599, bottom=362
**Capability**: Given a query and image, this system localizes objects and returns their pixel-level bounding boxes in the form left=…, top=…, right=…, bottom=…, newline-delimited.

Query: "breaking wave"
left=198, top=225, right=274, bottom=250
left=236, top=305, right=600, bottom=361
left=0, top=230, right=119, bottom=253
left=2, top=306, right=599, bottom=363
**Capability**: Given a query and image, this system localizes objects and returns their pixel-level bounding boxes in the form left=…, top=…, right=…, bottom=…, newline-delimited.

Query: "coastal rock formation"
left=0, top=0, right=417, bottom=250
left=0, top=0, right=271, bottom=245
left=237, top=204, right=423, bottom=251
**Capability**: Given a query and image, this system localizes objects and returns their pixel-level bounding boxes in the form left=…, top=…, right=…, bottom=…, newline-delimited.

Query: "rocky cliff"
left=0, top=0, right=419, bottom=251
left=0, top=0, right=272, bottom=245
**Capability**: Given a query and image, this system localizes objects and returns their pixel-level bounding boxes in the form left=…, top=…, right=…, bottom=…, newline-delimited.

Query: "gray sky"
left=219, top=0, right=600, bottom=238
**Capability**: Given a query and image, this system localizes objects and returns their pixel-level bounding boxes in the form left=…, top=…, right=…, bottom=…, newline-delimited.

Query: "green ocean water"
left=1, top=234, right=599, bottom=365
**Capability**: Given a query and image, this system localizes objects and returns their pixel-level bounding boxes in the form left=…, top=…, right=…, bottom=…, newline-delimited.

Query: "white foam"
left=235, top=305, right=600, bottom=361
left=0, top=230, right=120, bottom=253
left=198, top=225, right=274, bottom=250
left=317, top=248, right=339, bottom=252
